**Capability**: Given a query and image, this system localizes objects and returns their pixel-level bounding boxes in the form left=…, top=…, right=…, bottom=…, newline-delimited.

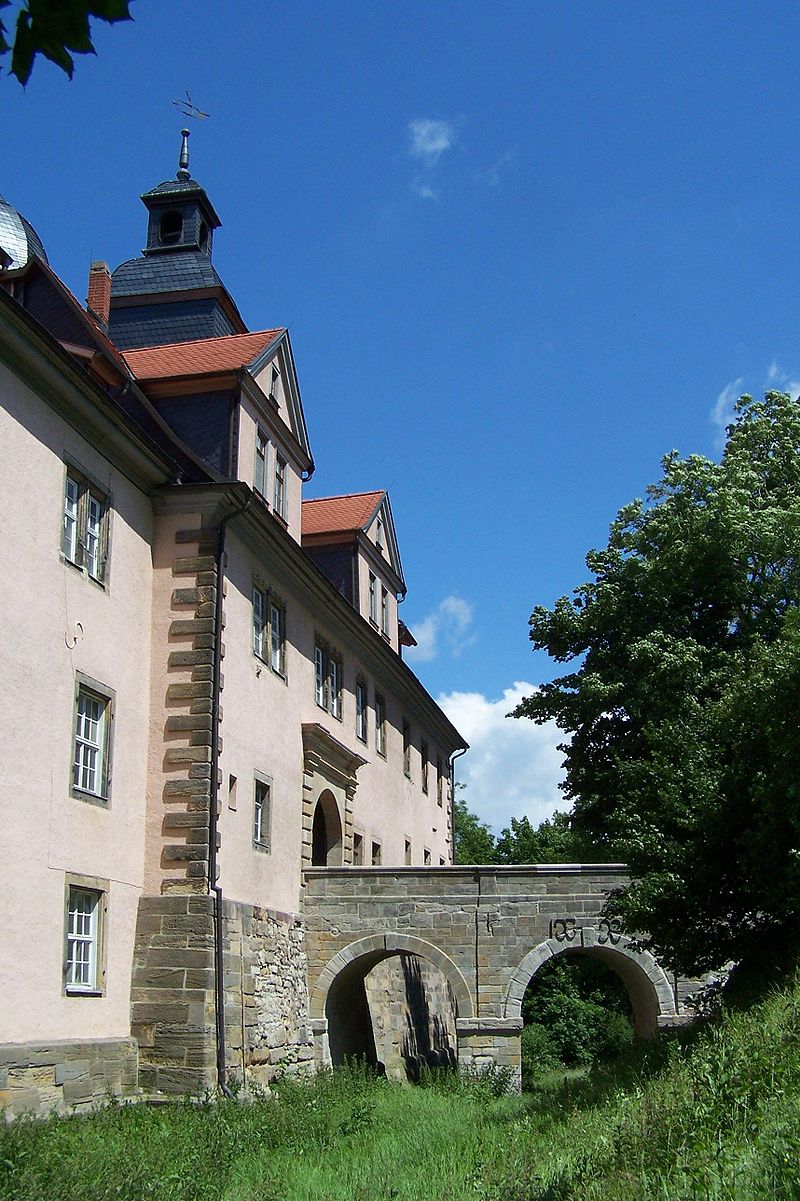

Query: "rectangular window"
left=381, top=586, right=389, bottom=635
left=65, top=886, right=101, bottom=992
left=270, top=601, right=285, bottom=675
left=437, top=757, right=443, bottom=806
left=253, top=585, right=286, bottom=676
left=404, top=838, right=412, bottom=866
left=371, top=840, right=382, bottom=867
left=315, top=641, right=342, bottom=719
left=62, top=468, right=109, bottom=583
left=273, top=454, right=287, bottom=519
left=254, top=429, right=268, bottom=496
left=352, top=832, right=364, bottom=866
left=253, top=778, right=271, bottom=851
left=368, top=573, right=377, bottom=624
left=421, top=741, right=429, bottom=794
left=402, top=720, right=411, bottom=777
left=355, top=678, right=368, bottom=743
left=375, top=693, right=386, bottom=757
left=73, top=685, right=110, bottom=799
left=375, top=515, right=384, bottom=554
left=424, top=848, right=431, bottom=866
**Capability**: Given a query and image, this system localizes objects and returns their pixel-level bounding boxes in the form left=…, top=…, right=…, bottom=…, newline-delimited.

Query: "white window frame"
left=371, top=839, right=382, bottom=867
left=254, top=428, right=269, bottom=497
left=63, top=877, right=107, bottom=995
left=72, top=677, right=113, bottom=803
left=355, top=677, right=368, bottom=743
left=273, top=454, right=287, bottom=520
left=253, top=775, right=272, bottom=852
left=62, top=466, right=109, bottom=584
left=253, top=584, right=286, bottom=677
left=375, top=692, right=386, bottom=757
left=314, top=640, right=342, bottom=720
left=381, top=586, right=389, bottom=636
left=368, top=573, right=377, bottom=624
left=352, top=831, right=364, bottom=866
left=421, top=740, right=429, bottom=794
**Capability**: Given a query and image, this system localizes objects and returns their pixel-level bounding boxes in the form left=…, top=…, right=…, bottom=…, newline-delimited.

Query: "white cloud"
left=475, top=148, right=516, bottom=188
left=711, top=364, right=800, bottom=452
left=406, top=595, right=474, bottom=662
left=710, top=378, right=743, bottom=451
left=408, top=118, right=455, bottom=200
left=438, top=681, right=566, bottom=833
left=409, top=119, right=454, bottom=164
left=767, top=360, right=800, bottom=399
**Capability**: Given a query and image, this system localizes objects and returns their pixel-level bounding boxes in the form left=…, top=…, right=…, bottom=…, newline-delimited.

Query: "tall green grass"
left=3, top=974, right=800, bottom=1200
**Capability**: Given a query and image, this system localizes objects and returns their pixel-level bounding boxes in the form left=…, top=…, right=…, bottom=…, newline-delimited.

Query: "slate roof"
left=302, top=491, right=385, bottom=537
left=123, top=329, right=284, bottom=381
left=111, top=250, right=226, bottom=297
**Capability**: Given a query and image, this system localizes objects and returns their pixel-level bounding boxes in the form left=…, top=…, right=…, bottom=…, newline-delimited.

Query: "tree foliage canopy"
left=514, top=392, right=800, bottom=977
left=0, top=1, right=132, bottom=85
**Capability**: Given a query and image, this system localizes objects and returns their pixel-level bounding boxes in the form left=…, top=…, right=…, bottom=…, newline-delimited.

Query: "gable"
left=365, top=494, right=404, bottom=590
left=248, top=332, right=312, bottom=470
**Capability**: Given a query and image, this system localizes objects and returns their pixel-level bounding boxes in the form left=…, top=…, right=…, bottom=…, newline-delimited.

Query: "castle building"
left=0, top=135, right=466, bottom=1115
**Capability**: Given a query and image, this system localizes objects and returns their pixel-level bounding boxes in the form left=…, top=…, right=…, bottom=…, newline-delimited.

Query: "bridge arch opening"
left=311, top=789, right=343, bottom=866
left=505, top=935, right=677, bottom=1039
left=312, top=935, right=472, bottom=1078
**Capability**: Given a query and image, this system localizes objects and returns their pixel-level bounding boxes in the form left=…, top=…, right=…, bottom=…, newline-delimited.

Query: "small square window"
left=371, top=840, right=382, bottom=867
left=253, top=778, right=271, bottom=851
left=65, top=885, right=103, bottom=993
left=352, top=832, right=364, bottom=866
left=404, top=838, right=412, bottom=866
left=62, top=467, right=109, bottom=584
left=73, top=682, right=111, bottom=801
left=424, top=848, right=431, bottom=866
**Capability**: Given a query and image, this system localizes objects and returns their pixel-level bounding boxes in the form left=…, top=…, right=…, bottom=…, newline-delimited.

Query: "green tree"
left=452, top=795, right=497, bottom=864
left=495, top=810, right=603, bottom=864
left=514, top=392, right=800, bottom=979
left=0, top=1, right=132, bottom=85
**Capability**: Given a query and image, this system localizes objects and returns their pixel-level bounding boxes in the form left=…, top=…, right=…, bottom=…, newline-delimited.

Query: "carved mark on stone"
left=550, top=917, right=577, bottom=942
left=597, top=917, right=622, bottom=945
left=485, top=911, right=499, bottom=935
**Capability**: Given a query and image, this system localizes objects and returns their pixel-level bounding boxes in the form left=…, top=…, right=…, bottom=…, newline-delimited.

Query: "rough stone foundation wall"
left=0, top=1037, right=138, bottom=1118
left=221, top=900, right=314, bottom=1089
left=364, top=955, right=457, bottom=1080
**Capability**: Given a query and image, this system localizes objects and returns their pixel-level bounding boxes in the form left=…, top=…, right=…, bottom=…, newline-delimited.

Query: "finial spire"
left=177, top=128, right=191, bottom=180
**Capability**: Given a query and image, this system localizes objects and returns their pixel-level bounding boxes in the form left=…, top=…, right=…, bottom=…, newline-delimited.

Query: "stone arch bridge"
left=303, top=865, right=698, bottom=1085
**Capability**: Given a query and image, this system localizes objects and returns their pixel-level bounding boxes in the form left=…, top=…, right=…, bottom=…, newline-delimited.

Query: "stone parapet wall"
left=0, top=1037, right=138, bottom=1118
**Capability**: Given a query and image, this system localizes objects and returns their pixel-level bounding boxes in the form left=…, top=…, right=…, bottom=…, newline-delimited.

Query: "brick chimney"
left=86, top=260, right=111, bottom=329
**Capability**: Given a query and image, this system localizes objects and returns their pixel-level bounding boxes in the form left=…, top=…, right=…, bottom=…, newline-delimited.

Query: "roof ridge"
left=124, top=328, right=284, bottom=356
left=303, top=489, right=384, bottom=504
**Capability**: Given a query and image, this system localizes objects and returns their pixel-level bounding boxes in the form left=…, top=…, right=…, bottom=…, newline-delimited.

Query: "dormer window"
left=159, top=211, right=183, bottom=246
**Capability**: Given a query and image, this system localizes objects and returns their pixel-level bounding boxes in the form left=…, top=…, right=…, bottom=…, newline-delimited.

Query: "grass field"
left=3, top=974, right=800, bottom=1200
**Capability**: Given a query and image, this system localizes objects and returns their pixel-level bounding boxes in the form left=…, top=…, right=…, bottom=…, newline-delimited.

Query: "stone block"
left=170, top=618, right=215, bottom=636
left=54, top=1060, right=89, bottom=1085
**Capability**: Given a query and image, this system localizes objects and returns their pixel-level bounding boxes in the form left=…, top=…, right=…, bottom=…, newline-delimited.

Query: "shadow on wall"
left=400, top=955, right=457, bottom=1081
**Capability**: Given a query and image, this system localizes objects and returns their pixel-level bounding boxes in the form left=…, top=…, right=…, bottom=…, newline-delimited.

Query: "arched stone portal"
left=504, top=930, right=678, bottom=1037
left=309, top=934, right=473, bottom=1073
left=311, top=789, right=343, bottom=866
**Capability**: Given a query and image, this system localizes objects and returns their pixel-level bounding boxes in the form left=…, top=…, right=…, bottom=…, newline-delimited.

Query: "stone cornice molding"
left=302, top=723, right=367, bottom=798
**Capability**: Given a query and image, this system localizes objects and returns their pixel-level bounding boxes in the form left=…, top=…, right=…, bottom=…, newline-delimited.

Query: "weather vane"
left=172, top=91, right=210, bottom=121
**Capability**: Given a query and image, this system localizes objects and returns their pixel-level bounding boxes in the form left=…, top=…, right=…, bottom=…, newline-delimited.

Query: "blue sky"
left=5, top=2, right=800, bottom=829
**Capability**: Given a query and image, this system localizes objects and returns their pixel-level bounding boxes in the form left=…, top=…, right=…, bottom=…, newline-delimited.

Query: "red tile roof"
left=302, top=491, right=384, bottom=537
left=123, top=329, right=284, bottom=381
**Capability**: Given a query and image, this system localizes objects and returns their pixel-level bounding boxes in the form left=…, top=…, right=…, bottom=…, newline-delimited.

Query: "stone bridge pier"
left=303, top=865, right=697, bottom=1087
